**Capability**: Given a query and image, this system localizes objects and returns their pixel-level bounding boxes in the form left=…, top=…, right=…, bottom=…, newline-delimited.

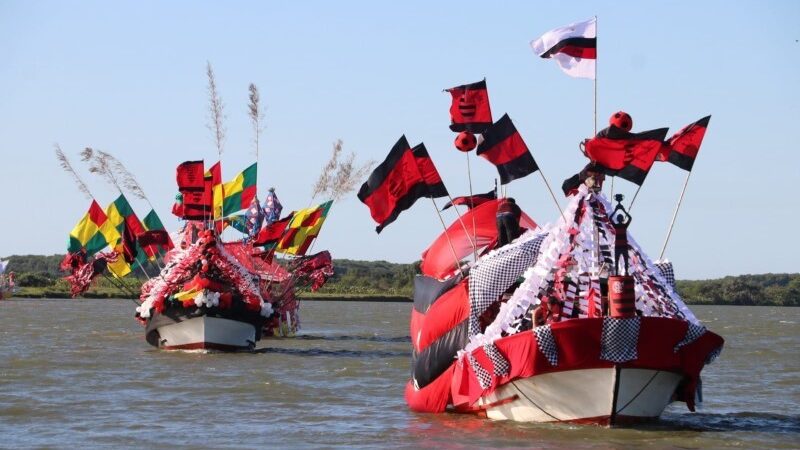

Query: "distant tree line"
left=4, top=254, right=798, bottom=305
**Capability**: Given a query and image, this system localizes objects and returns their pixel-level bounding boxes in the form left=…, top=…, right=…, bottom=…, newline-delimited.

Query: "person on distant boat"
left=611, top=194, right=632, bottom=276
left=496, top=197, right=522, bottom=246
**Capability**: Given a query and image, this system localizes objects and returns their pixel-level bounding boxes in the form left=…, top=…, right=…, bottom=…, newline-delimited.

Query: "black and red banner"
left=446, top=79, right=493, bottom=133
left=658, top=115, right=711, bottom=171
left=358, top=136, right=447, bottom=233
left=411, top=143, right=449, bottom=198
left=253, top=213, right=294, bottom=247
left=176, top=160, right=212, bottom=220
left=585, top=126, right=669, bottom=185
left=476, top=114, right=538, bottom=185
left=137, top=230, right=170, bottom=248
left=441, top=189, right=497, bottom=210
left=121, top=222, right=138, bottom=264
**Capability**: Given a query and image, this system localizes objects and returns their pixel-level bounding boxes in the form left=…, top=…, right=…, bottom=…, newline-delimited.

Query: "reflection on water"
left=0, top=300, right=797, bottom=449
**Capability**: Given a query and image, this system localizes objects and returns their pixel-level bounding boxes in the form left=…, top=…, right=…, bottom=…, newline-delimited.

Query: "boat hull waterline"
left=475, top=367, right=683, bottom=425
left=155, top=316, right=257, bottom=352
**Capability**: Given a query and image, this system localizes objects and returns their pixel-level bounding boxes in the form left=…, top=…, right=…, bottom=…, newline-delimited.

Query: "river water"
left=0, top=300, right=797, bottom=449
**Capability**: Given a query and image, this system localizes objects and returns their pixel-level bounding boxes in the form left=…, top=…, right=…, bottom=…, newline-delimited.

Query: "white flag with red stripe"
left=531, top=17, right=596, bottom=79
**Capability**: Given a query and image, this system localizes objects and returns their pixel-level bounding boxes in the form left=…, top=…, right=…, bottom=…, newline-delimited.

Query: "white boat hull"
left=155, top=316, right=257, bottom=351
left=476, top=367, right=683, bottom=425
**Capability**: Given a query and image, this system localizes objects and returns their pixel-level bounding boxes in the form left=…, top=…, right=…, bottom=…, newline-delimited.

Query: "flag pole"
left=101, top=272, right=141, bottom=303
left=593, top=15, right=598, bottom=137
left=444, top=192, right=477, bottom=254
left=628, top=185, right=643, bottom=211
left=430, top=197, right=464, bottom=277
left=658, top=170, right=692, bottom=260
left=465, top=151, right=478, bottom=261
left=536, top=166, right=565, bottom=220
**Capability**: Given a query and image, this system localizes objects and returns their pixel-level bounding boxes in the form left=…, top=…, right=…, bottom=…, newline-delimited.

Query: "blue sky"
left=0, top=0, right=798, bottom=279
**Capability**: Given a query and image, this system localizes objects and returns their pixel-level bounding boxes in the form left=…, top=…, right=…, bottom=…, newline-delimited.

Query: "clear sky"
left=1, top=0, right=798, bottom=279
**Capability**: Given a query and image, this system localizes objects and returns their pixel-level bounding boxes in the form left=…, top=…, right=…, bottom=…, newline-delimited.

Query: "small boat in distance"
left=0, top=260, right=16, bottom=300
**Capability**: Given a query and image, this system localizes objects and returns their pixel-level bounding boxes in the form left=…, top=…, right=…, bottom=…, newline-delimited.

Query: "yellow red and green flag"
left=68, top=200, right=121, bottom=256
left=276, top=200, right=333, bottom=256
left=222, top=163, right=257, bottom=216
left=105, top=194, right=151, bottom=277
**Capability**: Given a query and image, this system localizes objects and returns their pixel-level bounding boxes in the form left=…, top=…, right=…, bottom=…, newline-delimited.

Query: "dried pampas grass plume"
left=206, top=62, right=226, bottom=157
left=311, top=139, right=375, bottom=202
left=248, top=83, right=265, bottom=159
left=55, top=144, right=93, bottom=200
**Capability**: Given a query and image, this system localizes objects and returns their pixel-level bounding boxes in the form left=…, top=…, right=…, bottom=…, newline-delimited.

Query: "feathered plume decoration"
left=248, top=83, right=265, bottom=160
left=311, top=139, right=342, bottom=200
left=206, top=61, right=226, bottom=157
left=55, top=144, right=93, bottom=200
left=82, top=147, right=120, bottom=191
left=311, top=139, right=375, bottom=202
left=83, top=148, right=151, bottom=203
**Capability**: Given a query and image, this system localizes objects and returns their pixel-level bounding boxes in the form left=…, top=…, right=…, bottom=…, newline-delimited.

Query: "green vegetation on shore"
left=4, top=254, right=799, bottom=306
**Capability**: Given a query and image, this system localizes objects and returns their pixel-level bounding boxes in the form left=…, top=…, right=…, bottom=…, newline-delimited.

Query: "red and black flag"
left=657, top=115, right=711, bottom=171
left=121, top=222, right=139, bottom=264
left=446, top=79, right=493, bottom=133
left=411, top=143, right=449, bottom=198
left=253, top=213, right=294, bottom=248
left=584, top=126, right=669, bottom=185
left=176, top=160, right=212, bottom=220
left=137, top=230, right=170, bottom=248
left=358, top=136, right=447, bottom=233
left=476, top=114, right=539, bottom=185
left=441, top=189, right=497, bottom=210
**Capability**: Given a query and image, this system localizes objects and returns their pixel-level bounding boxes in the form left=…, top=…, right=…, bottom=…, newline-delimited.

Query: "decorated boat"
left=404, top=184, right=722, bottom=425
left=59, top=157, right=336, bottom=351
left=56, top=70, right=361, bottom=351
left=358, top=17, right=723, bottom=426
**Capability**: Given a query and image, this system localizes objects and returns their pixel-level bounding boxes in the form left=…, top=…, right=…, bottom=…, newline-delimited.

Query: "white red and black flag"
left=446, top=79, right=493, bottom=133
left=476, top=114, right=538, bottom=185
left=531, top=17, right=596, bottom=79
left=657, top=116, right=711, bottom=171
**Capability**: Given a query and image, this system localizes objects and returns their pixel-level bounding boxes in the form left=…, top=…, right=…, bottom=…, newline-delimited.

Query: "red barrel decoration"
left=608, top=275, right=636, bottom=318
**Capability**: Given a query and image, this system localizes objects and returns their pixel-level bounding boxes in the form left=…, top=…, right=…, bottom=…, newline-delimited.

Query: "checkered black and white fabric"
left=468, top=232, right=547, bottom=335
left=654, top=260, right=676, bottom=288
left=484, top=343, right=510, bottom=377
left=533, top=324, right=558, bottom=366
left=600, top=317, right=641, bottom=363
left=705, top=346, right=723, bottom=365
left=674, top=322, right=707, bottom=352
left=468, top=354, right=493, bottom=389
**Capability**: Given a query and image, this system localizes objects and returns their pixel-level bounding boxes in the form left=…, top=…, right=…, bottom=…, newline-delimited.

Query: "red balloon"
left=454, top=132, right=477, bottom=152
left=609, top=111, right=633, bottom=132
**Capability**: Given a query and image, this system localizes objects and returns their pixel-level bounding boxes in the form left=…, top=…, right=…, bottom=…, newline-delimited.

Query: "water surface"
left=0, top=300, right=797, bottom=448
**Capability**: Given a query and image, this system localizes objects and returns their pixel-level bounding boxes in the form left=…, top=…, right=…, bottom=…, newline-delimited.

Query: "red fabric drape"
left=420, top=199, right=537, bottom=280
